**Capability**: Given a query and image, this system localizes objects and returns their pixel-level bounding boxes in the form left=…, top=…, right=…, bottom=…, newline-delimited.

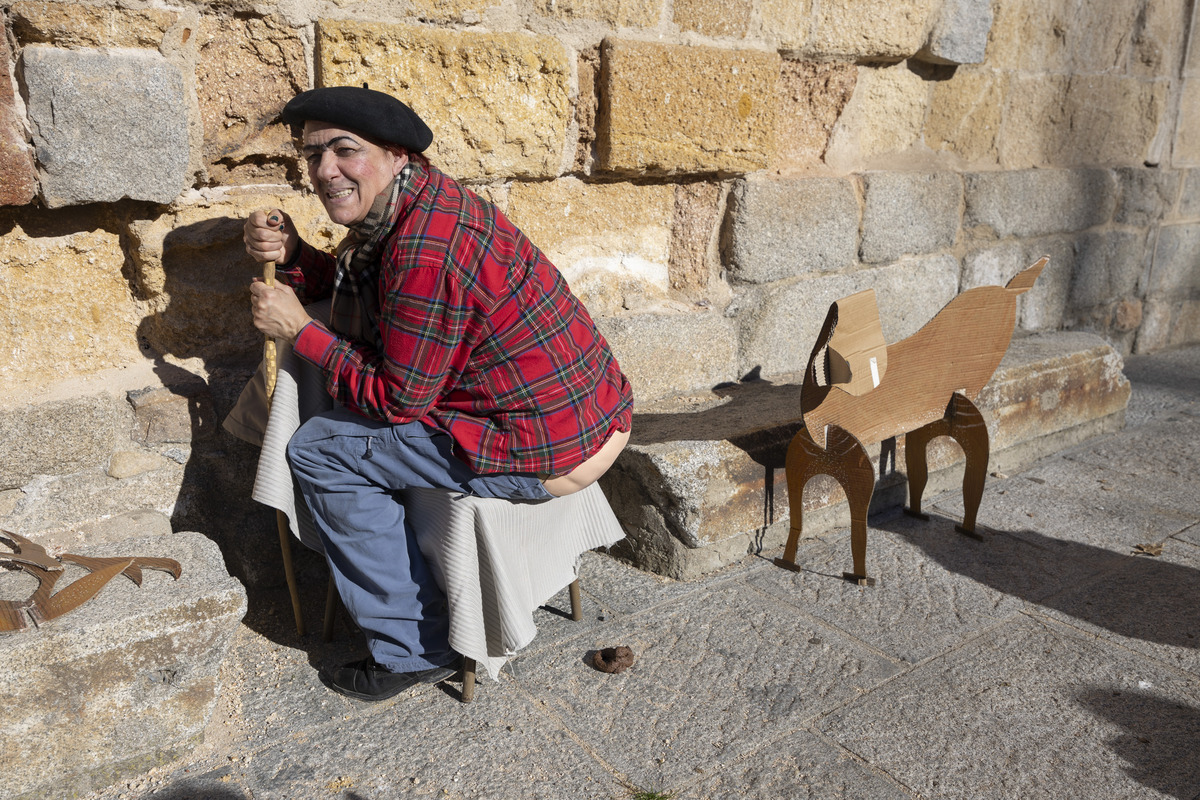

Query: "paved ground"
left=87, top=345, right=1200, bottom=800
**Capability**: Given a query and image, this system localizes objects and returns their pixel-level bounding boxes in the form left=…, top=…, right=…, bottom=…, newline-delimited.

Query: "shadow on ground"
left=883, top=517, right=1200, bottom=650
left=1075, top=688, right=1200, bottom=800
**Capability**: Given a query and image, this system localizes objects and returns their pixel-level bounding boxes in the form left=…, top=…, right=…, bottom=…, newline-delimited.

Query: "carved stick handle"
left=262, top=212, right=282, bottom=402
left=263, top=259, right=277, bottom=402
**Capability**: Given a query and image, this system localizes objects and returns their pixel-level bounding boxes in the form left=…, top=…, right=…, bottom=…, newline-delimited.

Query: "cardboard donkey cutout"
left=774, top=257, right=1047, bottom=585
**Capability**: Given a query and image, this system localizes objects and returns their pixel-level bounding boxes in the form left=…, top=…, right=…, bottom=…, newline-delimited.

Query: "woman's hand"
left=250, top=278, right=312, bottom=342
left=244, top=208, right=299, bottom=264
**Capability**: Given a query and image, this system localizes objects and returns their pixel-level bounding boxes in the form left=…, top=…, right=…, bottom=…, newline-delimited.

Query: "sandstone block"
left=126, top=190, right=338, bottom=363
left=505, top=179, right=674, bottom=317
left=917, top=0, right=993, bottom=65
left=318, top=22, right=571, bottom=181
left=1131, top=0, right=1189, bottom=77
left=408, top=0, right=498, bottom=23
left=859, top=171, right=961, bottom=264
left=597, top=40, right=779, bottom=175
left=1115, top=166, right=1182, bottom=226
left=1177, top=169, right=1200, bottom=218
left=674, top=0, right=752, bottom=38
left=737, top=255, right=960, bottom=378
left=1067, top=231, right=1149, bottom=312
left=1173, top=78, right=1200, bottom=166
left=808, top=0, right=940, bottom=60
left=668, top=182, right=724, bottom=300
left=0, top=532, right=247, bottom=800
left=1056, top=75, right=1166, bottom=166
left=1149, top=223, right=1200, bottom=296
left=825, top=61, right=930, bottom=169
left=1000, top=75, right=1165, bottom=170
left=723, top=175, right=859, bottom=284
left=988, top=0, right=1141, bottom=73
left=0, top=222, right=143, bottom=391
left=574, top=48, right=599, bottom=173
left=964, top=169, right=1115, bottom=238
left=925, top=67, right=1004, bottom=166
left=23, top=47, right=191, bottom=208
left=771, top=60, right=857, bottom=172
left=9, top=1, right=177, bottom=48
left=0, top=24, right=37, bottom=206
left=603, top=331, right=1130, bottom=578
left=760, top=0, right=812, bottom=50
left=596, top=310, right=739, bottom=404
left=197, top=15, right=307, bottom=186
left=998, top=73, right=1069, bottom=169
left=533, top=0, right=663, bottom=28
left=0, top=395, right=126, bottom=490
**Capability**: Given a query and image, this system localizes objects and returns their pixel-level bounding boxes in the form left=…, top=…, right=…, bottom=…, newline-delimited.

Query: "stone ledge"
left=600, top=331, right=1131, bottom=580
left=0, top=532, right=247, bottom=800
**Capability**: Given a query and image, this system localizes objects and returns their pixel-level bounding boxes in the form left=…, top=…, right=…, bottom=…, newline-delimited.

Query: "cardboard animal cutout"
left=775, top=257, right=1047, bottom=585
left=0, top=530, right=181, bottom=633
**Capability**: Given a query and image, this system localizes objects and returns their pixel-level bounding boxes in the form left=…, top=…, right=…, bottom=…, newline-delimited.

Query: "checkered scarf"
left=327, top=163, right=413, bottom=351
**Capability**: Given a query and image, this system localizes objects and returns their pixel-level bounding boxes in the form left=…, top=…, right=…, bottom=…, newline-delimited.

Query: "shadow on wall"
left=134, top=217, right=326, bottom=600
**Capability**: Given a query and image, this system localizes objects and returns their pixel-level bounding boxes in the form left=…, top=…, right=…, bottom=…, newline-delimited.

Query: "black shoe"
left=321, top=656, right=460, bottom=701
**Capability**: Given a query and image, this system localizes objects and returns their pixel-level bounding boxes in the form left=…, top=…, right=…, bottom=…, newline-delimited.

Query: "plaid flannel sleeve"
left=291, top=262, right=469, bottom=424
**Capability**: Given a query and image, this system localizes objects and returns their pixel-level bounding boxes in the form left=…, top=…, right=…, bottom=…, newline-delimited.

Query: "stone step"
left=600, top=331, right=1131, bottom=580
left=0, top=531, right=247, bottom=800
left=0, top=370, right=288, bottom=589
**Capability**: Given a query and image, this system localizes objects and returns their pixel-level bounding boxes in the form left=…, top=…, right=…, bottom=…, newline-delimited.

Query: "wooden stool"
left=321, top=483, right=622, bottom=702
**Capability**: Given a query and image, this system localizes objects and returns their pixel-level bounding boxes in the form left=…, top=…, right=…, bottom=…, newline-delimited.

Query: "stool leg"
left=569, top=579, right=582, bottom=621
left=277, top=509, right=306, bottom=637
left=461, top=657, right=477, bottom=703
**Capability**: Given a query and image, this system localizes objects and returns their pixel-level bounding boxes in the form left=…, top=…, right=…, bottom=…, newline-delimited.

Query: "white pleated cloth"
left=222, top=316, right=626, bottom=679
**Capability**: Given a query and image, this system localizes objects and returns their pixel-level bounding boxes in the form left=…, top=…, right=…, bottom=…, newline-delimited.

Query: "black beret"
left=281, top=86, right=433, bottom=152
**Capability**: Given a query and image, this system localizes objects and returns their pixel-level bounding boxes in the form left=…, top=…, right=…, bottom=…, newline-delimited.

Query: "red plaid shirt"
left=283, top=162, right=633, bottom=475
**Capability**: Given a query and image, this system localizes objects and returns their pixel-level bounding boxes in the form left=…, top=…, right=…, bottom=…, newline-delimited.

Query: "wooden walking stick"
left=262, top=214, right=306, bottom=637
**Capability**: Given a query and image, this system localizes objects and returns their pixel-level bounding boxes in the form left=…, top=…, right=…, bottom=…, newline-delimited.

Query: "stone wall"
left=1, top=0, right=1198, bottom=585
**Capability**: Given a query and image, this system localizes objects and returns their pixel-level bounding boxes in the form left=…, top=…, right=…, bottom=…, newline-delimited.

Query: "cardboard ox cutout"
left=774, top=257, right=1047, bottom=585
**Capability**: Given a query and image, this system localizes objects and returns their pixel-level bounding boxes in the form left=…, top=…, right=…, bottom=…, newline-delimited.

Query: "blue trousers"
left=286, top=407, right=551, bottom=672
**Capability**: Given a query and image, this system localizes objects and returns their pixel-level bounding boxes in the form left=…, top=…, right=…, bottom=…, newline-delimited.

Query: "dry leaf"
left=1133, top=543, right=1163, bottom=556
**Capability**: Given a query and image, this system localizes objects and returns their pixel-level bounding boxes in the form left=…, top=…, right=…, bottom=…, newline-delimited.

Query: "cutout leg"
left=776, top=425, right=876, bottom=585
left=948, top=393, right=989, bottom=538
left=904, top=422, right=939, bottom=519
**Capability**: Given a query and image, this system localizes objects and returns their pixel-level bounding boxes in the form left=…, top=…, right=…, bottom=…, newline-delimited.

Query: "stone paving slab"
left=1033, top=537, right=1200, bottom=678
left=576, top=549, right=733, bottom=617
left=1011, top=453, right=1200, bottom=519
left=931, top=468, right=1195, bottom=553
left=749, top=520, right=1032, bottom=665
left=143, top=688, right=615, bottom=800
left=1063, top=410, right=1200, bottom=479
left=817, top=615, right=1200, bottom=800
left=1178, top=522, right=1200, bottom=548
left=674, top=729, right=913, bottom=799
left=511, top=583, right=903, bottom=790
